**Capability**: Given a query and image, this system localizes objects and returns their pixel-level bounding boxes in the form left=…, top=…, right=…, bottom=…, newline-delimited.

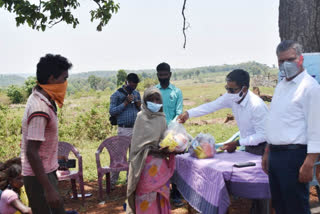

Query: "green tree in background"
left=88, top=75, right=101, bottom=90
left=116, top=69, right=127, bottom=86
left=24, top=76, right=37, bottom=96
left=0, top=0, right=119, bottom=31
left=6, top=85, right=24, bottom=104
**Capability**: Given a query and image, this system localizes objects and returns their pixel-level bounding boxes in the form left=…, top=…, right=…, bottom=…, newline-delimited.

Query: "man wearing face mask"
left=155, top=62, right=184, bottom=207
left=109, top=73, right=141, bottom=188
left=109, top=73, right=141, bottom=137
left=155, top=62, right=183, bottom=125
left=262, top=40, right=320, bottom=214
left=178, top=69, right=268, bottom=155
left=20, top=54, right=72, bottom=214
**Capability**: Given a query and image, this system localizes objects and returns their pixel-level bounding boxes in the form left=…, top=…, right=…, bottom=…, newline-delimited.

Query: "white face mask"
left=279, top=61, right=300, bottom=79
left=225, top=87, right=244, bottom=103
left=146, top=101, right=162, bottom=112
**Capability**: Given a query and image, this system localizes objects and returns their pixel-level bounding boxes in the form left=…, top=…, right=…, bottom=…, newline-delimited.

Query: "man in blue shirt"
left=155, top=62, right=183, bottom=125
left=155, top=62, right=184, bottom=207
left=109, top=73, right=141, bottom=187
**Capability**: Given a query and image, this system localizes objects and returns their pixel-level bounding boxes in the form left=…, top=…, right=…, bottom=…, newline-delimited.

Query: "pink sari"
left=135, top=154, right=175, bottom=214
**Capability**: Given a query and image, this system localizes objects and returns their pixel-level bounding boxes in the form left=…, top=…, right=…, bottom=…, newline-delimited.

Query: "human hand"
left=160, top=146, right=172, bottom=154
left=261, top=152, right=269, bottom=175
left=45, top=187, right=61, bottom=208
left=135, top=100, right=141, bottom=108
left=23, top=207, right=32, bottom=214
left=299, top=158, right=314, bottom=183
left=221, top=141, right=237, bottom=153
left=127, top=95, right=134, bottom=103
left=177, top=112, right=189, bottom=123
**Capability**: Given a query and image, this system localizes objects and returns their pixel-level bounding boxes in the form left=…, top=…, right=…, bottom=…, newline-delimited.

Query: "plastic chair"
left=310, top=161, right=320, bottom=202
left=57, top=141, right=85, bottom=202
left=95, top=136, right=131, bottom=200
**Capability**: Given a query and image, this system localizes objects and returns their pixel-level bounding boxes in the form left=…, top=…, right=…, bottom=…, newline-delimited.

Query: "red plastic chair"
left=57, top=141, right=85, bottom=202
left=95, top=136, right=131, bottom=200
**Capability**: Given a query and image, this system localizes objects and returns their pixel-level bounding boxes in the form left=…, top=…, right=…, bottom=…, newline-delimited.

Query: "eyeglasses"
left=225, top=85, right=241, bottom=94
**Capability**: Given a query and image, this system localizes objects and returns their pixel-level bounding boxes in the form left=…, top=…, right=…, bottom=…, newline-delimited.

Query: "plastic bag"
left=189, top=133, right=216, bottom=159
left=159, top=121, right=192, bottom=152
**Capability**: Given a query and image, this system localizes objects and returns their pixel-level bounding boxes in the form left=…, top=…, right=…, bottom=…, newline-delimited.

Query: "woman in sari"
left=126, top=87, right=176, bottom=214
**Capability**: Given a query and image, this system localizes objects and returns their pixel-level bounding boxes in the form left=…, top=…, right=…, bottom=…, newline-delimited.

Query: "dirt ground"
left=61, top=181, right=320, bottom=214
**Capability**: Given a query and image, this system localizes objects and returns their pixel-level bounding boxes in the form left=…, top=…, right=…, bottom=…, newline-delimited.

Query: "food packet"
left=189, top=133, right=216, bottom=159
left=159, top=121, right=192, bottom=152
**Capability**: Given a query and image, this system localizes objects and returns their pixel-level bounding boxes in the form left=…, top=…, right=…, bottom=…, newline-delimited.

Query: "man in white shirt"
left=262, top=40, right=320, bottom=214
left=178, top=69, right=269, bottom=155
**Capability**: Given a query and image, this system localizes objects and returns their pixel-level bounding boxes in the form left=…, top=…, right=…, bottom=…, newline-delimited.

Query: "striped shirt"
left=21, top=88, right=59, bottom=176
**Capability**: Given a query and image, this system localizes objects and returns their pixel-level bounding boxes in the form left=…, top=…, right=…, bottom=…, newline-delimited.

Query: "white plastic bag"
left=159, top=121, right=192, bottom=152
left=189, top=133, right=216, bottom=159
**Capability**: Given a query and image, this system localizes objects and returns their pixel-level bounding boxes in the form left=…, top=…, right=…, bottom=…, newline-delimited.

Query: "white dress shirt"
left=187, top=91, right=268, bottom=146
left=265, top=70, right=320, bottom=153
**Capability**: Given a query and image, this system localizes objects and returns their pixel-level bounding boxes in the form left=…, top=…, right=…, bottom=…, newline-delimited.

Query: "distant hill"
left=0, top=61, right=276, bottom=88
left=0, top=74, right=26, bottom=87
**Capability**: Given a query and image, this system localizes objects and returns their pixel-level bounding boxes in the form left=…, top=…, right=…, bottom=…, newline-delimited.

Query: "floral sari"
left=135, top=154, right=175, bottom=214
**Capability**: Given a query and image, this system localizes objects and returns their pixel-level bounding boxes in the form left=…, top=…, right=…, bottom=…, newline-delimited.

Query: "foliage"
left=0, top=103, right=23, bottom=160
left=116, top=69, right=127, bottom=86
left=0, top=0, right=119, bottom=31
left=23, top=76, right=37, bottom=96
left=6, top=85, right=25, bottom=104
left=136, top=78, right=158, bottom=92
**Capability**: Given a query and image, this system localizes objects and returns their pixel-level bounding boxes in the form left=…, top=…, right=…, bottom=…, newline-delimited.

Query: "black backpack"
left=109, top=88, right=128, bottom=125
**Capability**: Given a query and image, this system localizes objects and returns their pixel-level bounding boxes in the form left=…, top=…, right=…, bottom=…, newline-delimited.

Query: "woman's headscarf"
left=126, top=87, right=167, bottom=214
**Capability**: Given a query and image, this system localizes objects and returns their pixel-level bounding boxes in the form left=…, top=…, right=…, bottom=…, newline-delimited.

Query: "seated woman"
left=126, top=87, right=177, bottom=214
left=0, top=162, right=32, bottom=214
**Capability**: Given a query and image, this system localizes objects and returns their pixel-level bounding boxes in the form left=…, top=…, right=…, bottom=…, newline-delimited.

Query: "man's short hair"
left=276, top=40, right=303, bottom=56
left=226, top=69, right=250, bottom=88
left=36, top=54, right=72, bottom=84
left=126, top=73, right=140, bottom=83
left=156, top=62, right=171, bottom=73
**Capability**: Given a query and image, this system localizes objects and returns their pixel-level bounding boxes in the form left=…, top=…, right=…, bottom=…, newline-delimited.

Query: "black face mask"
left=159, top=78, right=170, bottom=86
left=125, top=85, right=134, bottom=94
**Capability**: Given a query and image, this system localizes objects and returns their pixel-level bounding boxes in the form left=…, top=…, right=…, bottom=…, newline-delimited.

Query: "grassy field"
left=0, top=77, right=274, bottom=185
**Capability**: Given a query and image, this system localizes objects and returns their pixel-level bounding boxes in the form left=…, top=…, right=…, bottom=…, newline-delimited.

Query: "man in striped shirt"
left=21, top=54, right=72, bottom=214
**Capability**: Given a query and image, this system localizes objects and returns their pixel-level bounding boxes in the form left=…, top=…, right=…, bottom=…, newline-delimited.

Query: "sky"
left=0, top=0, right=280, bottom=75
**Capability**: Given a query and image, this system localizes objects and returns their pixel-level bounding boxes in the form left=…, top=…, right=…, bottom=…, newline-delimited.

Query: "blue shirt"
left=109, top=87, right=141, bottom=127
left=155, top=83, right=183, bottom=124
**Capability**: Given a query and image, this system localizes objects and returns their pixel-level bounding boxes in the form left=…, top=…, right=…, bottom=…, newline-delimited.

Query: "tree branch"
left=49, top=18, right=63, bottom=28
left=182, top=0, right=188, bottom=49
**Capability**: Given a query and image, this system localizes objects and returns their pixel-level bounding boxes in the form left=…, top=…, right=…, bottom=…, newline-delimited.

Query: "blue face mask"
left=146, top=101, right=162, bottom=112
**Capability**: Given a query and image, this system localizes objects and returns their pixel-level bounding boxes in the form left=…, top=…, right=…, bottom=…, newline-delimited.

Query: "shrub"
left=6, top=85, right=24, bottom=104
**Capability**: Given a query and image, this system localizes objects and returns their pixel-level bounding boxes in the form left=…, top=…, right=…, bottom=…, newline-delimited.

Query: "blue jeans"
left=268, top=147, right=310, bottom=214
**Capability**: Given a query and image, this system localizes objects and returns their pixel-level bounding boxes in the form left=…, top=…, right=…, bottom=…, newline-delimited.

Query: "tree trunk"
left=279, top=0, right=320, bottom=52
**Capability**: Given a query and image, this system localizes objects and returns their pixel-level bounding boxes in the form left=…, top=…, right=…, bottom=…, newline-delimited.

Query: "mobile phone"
left=233, top=162, right=256, bottom=168
left=67, top=159, right=76, bottom=168
left=58, top=159, right=76, bottom=169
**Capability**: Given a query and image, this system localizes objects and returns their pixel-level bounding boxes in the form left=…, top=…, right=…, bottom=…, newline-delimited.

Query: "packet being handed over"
left=159, top=121, right=192, bottom=152
left=189, top=133, right=216, bottom=159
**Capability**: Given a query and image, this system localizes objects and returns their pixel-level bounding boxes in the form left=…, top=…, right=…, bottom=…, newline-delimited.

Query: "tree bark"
left=279, top=0, right=320, bottom=52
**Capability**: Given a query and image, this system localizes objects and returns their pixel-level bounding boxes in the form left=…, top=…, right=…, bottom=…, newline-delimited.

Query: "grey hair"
left=276, top=40, right=303, bottom=56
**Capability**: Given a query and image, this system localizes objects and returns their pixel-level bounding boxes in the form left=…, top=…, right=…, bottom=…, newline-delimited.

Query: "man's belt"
left=269, top=144, right=307, bottom=151
left=118, top=124, right=134, bottom=128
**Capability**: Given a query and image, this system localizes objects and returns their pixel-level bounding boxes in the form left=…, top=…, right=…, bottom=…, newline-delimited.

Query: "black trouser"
left=245, top=142, right=267, bottom=155
left=24, top=171, right=65, bottom=214
left=268, top=145, right=310, bottom=214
